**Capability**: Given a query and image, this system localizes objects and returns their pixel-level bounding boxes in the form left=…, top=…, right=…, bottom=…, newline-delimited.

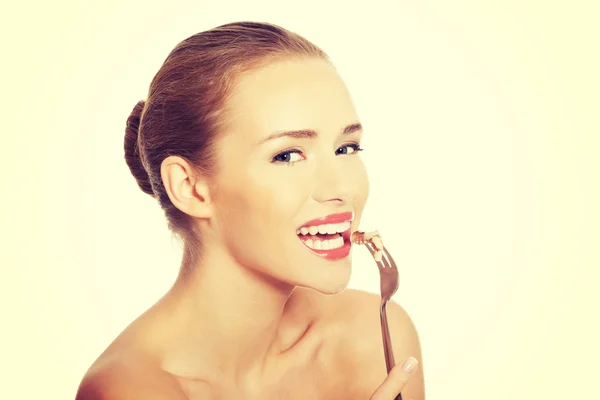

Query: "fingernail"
left=402, top=357, right=418, bottom=373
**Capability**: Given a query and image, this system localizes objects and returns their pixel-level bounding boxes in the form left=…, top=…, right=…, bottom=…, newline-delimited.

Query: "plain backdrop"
left=1, top=1, right=599, bottom=399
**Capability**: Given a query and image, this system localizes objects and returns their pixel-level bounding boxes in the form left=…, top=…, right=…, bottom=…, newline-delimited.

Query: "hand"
left=369, top=357, right=419, bottom=400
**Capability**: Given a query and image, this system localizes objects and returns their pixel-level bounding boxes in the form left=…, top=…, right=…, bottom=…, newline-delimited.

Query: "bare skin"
left=76, top=288, right=424, bottom=399
left=76, top=58, right=425, bottom=399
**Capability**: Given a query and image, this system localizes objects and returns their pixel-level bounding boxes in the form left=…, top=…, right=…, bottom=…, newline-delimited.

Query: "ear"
left=160, top=156, right=213, bottom=219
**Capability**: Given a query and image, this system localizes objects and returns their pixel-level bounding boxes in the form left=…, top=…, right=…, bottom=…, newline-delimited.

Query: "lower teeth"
left=302, top=236, right=344, bottom=250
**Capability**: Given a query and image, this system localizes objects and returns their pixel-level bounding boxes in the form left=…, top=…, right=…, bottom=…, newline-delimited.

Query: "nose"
left=311, top=156, right=355, bottom=204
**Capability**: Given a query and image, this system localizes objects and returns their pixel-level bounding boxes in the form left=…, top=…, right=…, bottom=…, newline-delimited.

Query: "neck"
left=156, top=241, right=307, bottom=388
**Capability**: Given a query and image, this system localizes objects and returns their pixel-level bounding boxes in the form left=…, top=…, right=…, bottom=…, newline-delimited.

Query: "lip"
left=297, top=211, right=354, bottom=230
left=303, top=240, right=352, bottom=261
left=297, top=211, right=354, bottom=261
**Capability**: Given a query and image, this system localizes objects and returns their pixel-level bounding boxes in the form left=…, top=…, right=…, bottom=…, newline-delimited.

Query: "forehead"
left=224, top=57, right=359, bottom=138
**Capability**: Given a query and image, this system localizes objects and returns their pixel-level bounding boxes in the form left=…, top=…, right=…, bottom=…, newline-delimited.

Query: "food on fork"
left=351, top=230, right=384, bottom=262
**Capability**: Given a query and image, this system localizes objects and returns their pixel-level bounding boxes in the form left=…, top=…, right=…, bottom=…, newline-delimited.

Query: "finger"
left=370, top=357, right=418, bottom=400
left=371, top=357, right=418, bottom=400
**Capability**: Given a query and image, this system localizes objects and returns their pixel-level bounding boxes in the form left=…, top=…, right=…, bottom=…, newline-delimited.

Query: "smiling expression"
left=209, top=57, right=370, bottom=294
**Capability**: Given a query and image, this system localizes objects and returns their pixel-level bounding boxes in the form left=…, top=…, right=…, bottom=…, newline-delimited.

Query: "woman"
left=76, top=22, right=425, bottom=399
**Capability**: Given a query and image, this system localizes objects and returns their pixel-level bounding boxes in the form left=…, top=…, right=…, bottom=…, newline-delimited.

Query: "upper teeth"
left=296, top=221, right=351, bottom=235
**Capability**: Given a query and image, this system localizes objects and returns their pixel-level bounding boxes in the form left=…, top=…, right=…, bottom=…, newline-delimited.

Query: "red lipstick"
left=297, top=211, right=354, bottom=261
left=305, top=240, right=352, bottom=261
left=297, top=211, right=353, bottom=229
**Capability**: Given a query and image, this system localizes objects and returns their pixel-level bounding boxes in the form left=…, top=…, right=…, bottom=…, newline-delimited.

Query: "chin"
left=301, top=261, right=352, bottom=295
left=315, top=284, right=348, bottom=296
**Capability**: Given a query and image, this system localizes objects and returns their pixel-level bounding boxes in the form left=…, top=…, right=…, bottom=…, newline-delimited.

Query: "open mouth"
left=296, top=212, right=353, bottom=260
left=296, top=222, right=351, bottom=250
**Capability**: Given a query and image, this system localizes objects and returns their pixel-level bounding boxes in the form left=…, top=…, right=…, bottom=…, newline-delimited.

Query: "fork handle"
left=381, top=301, right=403, bottom=400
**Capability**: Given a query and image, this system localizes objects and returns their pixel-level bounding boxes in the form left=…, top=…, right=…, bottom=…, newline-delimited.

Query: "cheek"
left=213, top=171, right=307, bottom=244
left=351, top=159, right=370, bottom=203
left=348, top=161, right=370, bottom=228
left=360, top=165, right=370, bottom=198
left=214, top=184, right=306, bottom=277
left=246, top=165, right=313, bottom=215
left=213, top=190, right=269, bottom=269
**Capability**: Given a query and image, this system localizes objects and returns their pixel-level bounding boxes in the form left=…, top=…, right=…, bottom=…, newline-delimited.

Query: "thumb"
left=370, top=357, right=418, bottom=400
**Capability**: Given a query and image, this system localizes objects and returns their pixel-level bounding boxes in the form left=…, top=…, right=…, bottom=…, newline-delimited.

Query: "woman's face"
left=210, top=57, right=369, bottom=294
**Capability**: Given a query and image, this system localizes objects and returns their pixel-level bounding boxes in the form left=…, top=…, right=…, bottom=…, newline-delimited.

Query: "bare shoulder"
left=319, top=289, right=426, bottom=399
left=75, top=352, right=188, bottom=400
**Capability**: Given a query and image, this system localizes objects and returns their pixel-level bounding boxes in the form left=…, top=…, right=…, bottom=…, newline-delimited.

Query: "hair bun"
left=124, top=100, right=155, bottom=197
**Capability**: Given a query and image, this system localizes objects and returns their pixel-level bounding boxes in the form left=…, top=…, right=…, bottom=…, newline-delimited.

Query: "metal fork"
left=353, top=231, right=402, bottom=400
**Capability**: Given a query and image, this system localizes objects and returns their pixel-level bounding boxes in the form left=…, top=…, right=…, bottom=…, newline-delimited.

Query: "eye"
left=336, top=143, right=364, bottom=155
left=271, top=149, right=305, bottom=164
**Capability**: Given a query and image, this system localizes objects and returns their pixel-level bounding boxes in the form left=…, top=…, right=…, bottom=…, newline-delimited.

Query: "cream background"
left=2, top=1, right=598, bottom=399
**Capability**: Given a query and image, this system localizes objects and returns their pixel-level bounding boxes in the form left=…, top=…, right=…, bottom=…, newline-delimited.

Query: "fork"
left=352, top=231, right=403, bottom=400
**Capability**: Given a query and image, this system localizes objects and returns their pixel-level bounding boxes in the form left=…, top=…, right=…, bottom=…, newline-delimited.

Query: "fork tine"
left=379, top=247, right=393, bottom=270
left=369, top=243, right=393, bottom=270
left=382, top=246, right=397, bottom=270
left=355, top=236, right=403, bottom=399
left=364, top=242, right=388, bottom=270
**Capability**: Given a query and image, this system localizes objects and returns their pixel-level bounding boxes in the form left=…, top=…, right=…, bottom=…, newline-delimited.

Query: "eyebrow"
left=256, top=123, right=363, bottom=145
